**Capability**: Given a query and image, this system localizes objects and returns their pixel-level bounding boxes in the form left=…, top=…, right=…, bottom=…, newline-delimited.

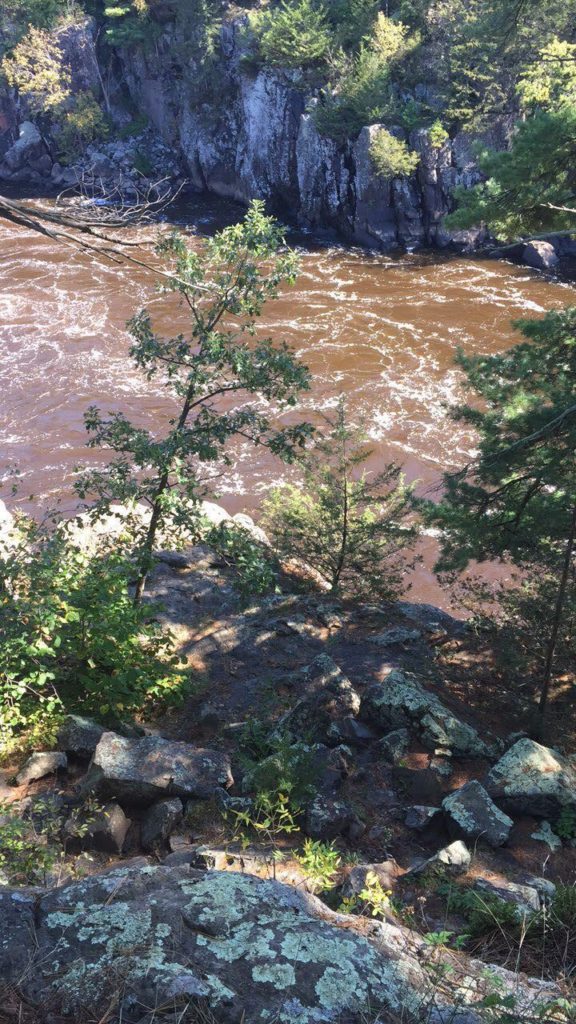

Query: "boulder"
left=64, top=801, right=131, bottom=855
left=486, top=739, right=576, bottom=818
left=16, top=751, right=67, bottom=786
left=522, top=240, right=559, bottom=272
left=343, top=860, right=400, bottom=898
left=0, top=865, right=558, bottom=1023
left=473, top=878, right=541, bottom=915
left=304, top=794, right=359, bottom=840
left=442, top=781, right=513, bottom=847
left=2, top=121, right=46, bottom=174
left=275, top=654, right=361, bottom=745
left=57, top=715, right=105, bottom=759
left=362, top=670, right=489, bottom=756
left=141, top=798, right=183, bottom=850
left=84, top=732, right=233, bottom=805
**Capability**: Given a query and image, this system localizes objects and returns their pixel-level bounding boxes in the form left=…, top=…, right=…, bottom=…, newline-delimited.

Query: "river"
left=1, top=192, right=574, bottom=605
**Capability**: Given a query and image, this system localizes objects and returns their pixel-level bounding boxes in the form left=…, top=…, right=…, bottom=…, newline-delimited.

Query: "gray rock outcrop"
left=119, top=20, right=498, bottom=252
left=0, top=864, right=556, bottom=1022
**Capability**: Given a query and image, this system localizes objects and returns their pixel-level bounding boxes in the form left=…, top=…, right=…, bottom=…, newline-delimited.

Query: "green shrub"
left=370, top=127, right=419, bottom=177
left=58, top=90, right=108, bottom=161
left=251, top=0, right=333, bottom=70
left=104, top=0, right=161, bottom=48
left=206, top=521, right=277, bottom=602
left=0, top=518, right=187, bottom=752
left=428, top=118, right=449, bottom=148
left=314, top=13, right=418, bottom=140
left=0, top=799, right=60, bottom=884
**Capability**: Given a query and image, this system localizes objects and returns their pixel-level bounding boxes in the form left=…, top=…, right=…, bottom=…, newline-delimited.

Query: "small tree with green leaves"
left=370, top=127, right=419, bottom=178
left=76, top=201, right=313, bottom=603
left=262, top=400, right=418, bottom=601
left=426, top=306, right=576, bottom=737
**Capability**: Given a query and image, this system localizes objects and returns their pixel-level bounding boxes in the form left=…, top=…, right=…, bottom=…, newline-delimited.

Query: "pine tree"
left=427, top=307, right=576, bottom=736
left=262, top=400, right=418, bottom=601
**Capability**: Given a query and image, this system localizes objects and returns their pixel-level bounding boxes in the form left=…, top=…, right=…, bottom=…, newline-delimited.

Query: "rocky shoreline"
left=1, top=499, right=575, bottom=1023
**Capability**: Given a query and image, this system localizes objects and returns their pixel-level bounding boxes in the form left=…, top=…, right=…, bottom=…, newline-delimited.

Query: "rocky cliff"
left=118, top=19, right=492, bottom=250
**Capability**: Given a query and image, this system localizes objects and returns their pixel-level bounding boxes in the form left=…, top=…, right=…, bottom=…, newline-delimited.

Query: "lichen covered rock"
left=362, top=670, right=489, bottom=756
left=275, top=654, right=361, bottom=745
left=13, top=865, right=430, bottom=1022
left=85, top=732, right=233, bottom=805
left=486, top=739, right=576, bottom=817
left=443, top=781, right=513, bottom=847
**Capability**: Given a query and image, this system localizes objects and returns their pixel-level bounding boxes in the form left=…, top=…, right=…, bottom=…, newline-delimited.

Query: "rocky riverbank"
left=1, top=501, right=575, bottom=1024
left=1, top=14, right=574, bottom=269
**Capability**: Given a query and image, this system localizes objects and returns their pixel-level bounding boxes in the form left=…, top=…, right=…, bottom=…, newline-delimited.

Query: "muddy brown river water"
left=1, top=193, right=574, bottom=605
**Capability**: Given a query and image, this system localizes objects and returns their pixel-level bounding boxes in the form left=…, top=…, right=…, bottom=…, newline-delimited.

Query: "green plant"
left=440, top=884, right=532, bottom=939
left=262, top=399, right=418, bottom=601
left=0, top=517, right=187, bottom=750
left=369, top=127, right=419, bottom=177
left=428, top=118, right=449, bottom=148
left=313, top=13, right=418, bottom=140
left=104, top=0, right=161, bottom=48
left=226, top=791, right=301, bottom=843
left=2, top=25, right=71, bottom=114
left=426, top=306, right=576, bottom=738
left=423, top=930, right=455, bottom=948
left=76, top=200, right=312, bottom=604
left=250, top=0, right=333, bottom=70
left=206, top=521, right=277, bottom=602
left=58, top=90, right=108, bottom=160
left=356, top=870, right=392, bottom=918
left=296, top=838, right=341, bottom=892
left=0, top=799, right=61, bottom=884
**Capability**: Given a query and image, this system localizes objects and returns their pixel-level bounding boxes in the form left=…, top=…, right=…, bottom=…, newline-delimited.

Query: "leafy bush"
left=206, top=522, right=277, bottom=602
left=0, top=799, right=60, bottom=884
left=58, top=90, right=108, bottom=160
left=250, top=0, right=334, bottom=70
left=0, top=518, right=186, bottom=752
left=262, top=400, right=418, bottom=601
left=369, top=127, right=419, bottom=177
left=296, top=838, right=341, bottom=892
left=2, top=25, right=71, bottom=114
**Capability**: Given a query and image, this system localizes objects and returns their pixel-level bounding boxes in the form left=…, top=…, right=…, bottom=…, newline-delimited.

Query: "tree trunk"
left=132, top=387, right=197, bottom=605
left=530, top=502, right=576, bottom=741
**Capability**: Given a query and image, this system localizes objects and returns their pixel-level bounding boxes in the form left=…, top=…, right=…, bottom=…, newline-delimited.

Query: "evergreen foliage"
left=262, top=400, right=418, bottom=601
left=427, top=307, right=576, bottom=733
left=250, top=0, right=333, bottom=70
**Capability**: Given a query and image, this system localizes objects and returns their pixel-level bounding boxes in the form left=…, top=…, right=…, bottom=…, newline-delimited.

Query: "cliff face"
left=120, top=20, right=488, bottom=250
